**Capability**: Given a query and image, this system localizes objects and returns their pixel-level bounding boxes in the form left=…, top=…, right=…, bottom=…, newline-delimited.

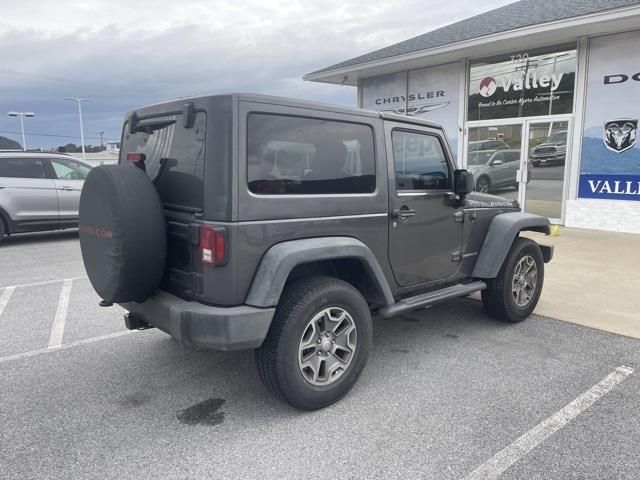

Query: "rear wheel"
left=256, top=276, right=372, bottom=410
left=482, top=237, right=544, bottom=323
left=0, top=218, right=5, bottom=243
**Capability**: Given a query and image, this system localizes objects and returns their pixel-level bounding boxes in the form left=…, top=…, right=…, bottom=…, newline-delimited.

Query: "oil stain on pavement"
left=177, top=398, right=225, bottom=426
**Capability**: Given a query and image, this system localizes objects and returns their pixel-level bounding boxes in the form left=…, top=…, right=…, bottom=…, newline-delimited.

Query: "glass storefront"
left=468, top=45, right=577, bottom=121
left=466, top=44, right=577, bottom=222
left=526, top=121, right=569, bottom=219
left=467, top=124, right=522, bottom=202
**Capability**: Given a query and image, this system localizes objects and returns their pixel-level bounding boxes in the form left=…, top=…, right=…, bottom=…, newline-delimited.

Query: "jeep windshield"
left=120, top=111, right=206, bottom=211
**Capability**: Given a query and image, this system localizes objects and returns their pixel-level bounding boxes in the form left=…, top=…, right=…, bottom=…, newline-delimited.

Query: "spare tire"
left=79, top=164, right=166, bottom=303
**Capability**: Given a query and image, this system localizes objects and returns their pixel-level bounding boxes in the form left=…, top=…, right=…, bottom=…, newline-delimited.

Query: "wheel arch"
left=0, top=206, right=12, bottom=234
left=245, top=237, right=395, bottom=308
left=472, top=212, right=551, bottom=279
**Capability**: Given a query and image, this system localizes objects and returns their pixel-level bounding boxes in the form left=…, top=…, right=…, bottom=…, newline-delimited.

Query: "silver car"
left=0, top=152, right=92, bottom=241
left=468, top=149, right=521, bottom=193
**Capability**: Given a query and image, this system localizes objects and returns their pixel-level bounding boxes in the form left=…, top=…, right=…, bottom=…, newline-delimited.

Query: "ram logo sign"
left=604, top=119, right=637, bottom=153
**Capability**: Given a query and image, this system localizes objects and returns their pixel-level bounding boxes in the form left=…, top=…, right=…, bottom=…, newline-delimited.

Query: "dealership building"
left=305, top=0, right=640, bottom=234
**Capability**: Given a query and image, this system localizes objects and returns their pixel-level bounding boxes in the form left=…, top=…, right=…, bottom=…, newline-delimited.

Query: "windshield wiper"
left=134, top=118, right=176, bottom=134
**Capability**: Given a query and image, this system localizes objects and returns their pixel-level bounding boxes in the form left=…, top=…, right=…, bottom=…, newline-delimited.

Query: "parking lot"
left=1, top=231, right=640, bottom=480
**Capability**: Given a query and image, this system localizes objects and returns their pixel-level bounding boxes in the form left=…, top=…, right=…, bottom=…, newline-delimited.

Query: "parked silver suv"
left=0, top=152, right=92, bottom=241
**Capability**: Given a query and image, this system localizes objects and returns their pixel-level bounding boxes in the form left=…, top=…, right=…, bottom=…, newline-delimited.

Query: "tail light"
left=126, top=152, right=146, bottom=163
left=200, top=225, right=226, bottom=267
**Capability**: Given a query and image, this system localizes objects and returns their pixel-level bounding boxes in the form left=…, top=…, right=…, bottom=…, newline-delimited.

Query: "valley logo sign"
left=479, top=72, right=564, bottom=98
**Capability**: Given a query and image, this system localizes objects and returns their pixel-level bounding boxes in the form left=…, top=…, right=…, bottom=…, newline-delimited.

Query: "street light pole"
left=65, top=98, right=92, bottom=161
left=7, top=111, right=35, bottom=151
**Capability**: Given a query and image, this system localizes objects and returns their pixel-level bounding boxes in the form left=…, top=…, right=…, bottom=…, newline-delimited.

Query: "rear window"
left=0, top=158, right=47, bottom=179
left=247, top=114, right=375, bottom=195
left=120, top=112, right=206, bottom=210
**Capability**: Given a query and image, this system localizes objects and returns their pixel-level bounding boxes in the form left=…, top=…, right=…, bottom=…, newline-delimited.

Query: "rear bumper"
left=121, top=291, right=275, bottom=350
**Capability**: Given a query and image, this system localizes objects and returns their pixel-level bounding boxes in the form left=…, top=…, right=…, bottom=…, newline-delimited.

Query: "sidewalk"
left=521, top=227, right=640, bottom=339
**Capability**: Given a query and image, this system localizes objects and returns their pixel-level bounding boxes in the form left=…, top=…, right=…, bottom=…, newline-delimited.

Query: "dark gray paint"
left=122, top=290, right=274, bottom=350
left=115, top=93, right=552, bottom=349
left=472, top=211, right=551, bottom=278
left=245, top=236, right=395, bottom=307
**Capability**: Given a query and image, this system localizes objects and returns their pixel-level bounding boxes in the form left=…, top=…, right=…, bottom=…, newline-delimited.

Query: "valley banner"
left=579, top=31, right=640, bottom=201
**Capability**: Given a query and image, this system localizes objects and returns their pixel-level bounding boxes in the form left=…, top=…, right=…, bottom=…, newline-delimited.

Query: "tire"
left=256, top=276, right=372, bottom=410
left=476, top=175, right=491, bottom=193
left=0, top=217, right=5, bottom=243
left=481, top=237, right=544, bottom=323
left=79, top=165, right=166, bottom=303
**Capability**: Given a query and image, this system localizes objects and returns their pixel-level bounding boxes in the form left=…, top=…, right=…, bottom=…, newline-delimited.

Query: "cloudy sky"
left=0, top=0, right=514, bottom=149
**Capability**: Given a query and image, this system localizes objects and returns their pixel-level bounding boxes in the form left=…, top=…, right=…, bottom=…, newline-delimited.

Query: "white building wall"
left=565, top=199, right=640, bottom=233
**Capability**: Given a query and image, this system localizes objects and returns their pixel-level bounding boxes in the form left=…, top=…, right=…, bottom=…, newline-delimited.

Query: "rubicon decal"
left=79, top=224, right=113, bottom=239
left=479, top=72, right=564, bottom=97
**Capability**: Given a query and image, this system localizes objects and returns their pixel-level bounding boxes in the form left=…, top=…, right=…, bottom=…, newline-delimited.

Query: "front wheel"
left=256, top=276, right=372, bottom=410
left=476, top=176, right=491, bottom=193
left=481, top=237, right=544, bottom=323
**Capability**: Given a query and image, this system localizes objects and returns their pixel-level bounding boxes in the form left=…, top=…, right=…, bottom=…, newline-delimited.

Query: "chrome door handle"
left=57, top=186, right=74, bottom=191
left=392, top=207, right=416, bottom=219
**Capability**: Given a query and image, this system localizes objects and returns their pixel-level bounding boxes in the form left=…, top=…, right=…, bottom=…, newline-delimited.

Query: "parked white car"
left=0, top=152, right=92, bottom=241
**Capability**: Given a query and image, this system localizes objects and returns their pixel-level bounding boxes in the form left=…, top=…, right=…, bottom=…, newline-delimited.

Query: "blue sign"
left=579, top=32, right=640, bottom=201
left=579, top=174, right=640, bottom=200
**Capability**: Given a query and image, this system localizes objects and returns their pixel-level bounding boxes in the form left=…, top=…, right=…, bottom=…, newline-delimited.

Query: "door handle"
left=391, top=206, right=416, bottom=220
left=57, top=186, right=74, bottom=191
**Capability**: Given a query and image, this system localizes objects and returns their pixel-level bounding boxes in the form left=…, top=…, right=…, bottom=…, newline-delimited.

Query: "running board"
left=379, top=281, right=487, bottom=319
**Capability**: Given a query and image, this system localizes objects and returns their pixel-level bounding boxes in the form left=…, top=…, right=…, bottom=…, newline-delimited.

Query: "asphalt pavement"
left=1, top=231, right=639, bottom=480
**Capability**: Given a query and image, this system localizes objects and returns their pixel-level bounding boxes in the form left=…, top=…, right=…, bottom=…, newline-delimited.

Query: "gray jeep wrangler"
left=78, top=93, right=553, bottom=410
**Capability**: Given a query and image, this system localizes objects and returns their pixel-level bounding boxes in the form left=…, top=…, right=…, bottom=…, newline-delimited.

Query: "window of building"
left=247, top=114, right=376, bottom=195
left=392, top=130, right=451, bottom=191
left=468, top=45, right=577, bottom=121
left=0, top=158, right=47, bottom=179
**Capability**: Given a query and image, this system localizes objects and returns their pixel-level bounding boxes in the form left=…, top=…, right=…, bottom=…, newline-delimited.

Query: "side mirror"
left=491, top=159, right=504, bottom=166
left=453, top=169, right=473, bottom=199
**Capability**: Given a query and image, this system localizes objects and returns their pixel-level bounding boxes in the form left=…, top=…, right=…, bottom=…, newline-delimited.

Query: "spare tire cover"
left=79, top=164, right=166, bottom=303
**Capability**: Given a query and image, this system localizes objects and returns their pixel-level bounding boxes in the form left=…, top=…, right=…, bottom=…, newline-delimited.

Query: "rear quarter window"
left=0, top=158, right=47, bottom=179
left=247, top=113, right=375, bottom=195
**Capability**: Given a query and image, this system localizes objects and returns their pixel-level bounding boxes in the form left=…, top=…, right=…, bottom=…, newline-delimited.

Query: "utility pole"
left=99, top=131, right=105, bottom=151
left=65, top=98, right=92, bottom=161
left=7, top=111, right=35, bottom=151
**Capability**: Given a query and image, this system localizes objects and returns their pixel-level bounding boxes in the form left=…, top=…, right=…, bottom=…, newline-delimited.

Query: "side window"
left=392, top=131, right=451, bottom=191
left=50, top=158, right=91, bottom=180
left=506, top=151, right=521, bottom=163
left=247, top=114, right=376, bottom=195
left=0, top=158, right=47, bottom=179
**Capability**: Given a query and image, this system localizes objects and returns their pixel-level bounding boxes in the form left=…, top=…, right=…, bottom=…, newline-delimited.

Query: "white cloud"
left=0, top=0, right=515, bottom=147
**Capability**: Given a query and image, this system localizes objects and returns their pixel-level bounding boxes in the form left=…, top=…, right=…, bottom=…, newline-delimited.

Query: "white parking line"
left=0, top=330, right=135, bottom=365
left=47, top=279, right=74, bottom=348
left=0, top=276, right=87, bottom=291
left=0, top=286, right=16, bottom=316
left=461, top=365, right=634, bottom=480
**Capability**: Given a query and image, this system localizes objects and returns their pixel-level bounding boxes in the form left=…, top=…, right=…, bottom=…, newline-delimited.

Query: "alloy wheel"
left=512, top=255, right=538, bottom=307
left=298, top=307, right=357, bottom=386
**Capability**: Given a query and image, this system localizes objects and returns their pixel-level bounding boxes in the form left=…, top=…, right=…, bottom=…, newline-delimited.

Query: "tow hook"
left=124, top=313, right=154, bottom=330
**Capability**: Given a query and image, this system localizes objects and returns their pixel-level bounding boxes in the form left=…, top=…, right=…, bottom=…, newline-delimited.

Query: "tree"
left=0, top=136, right=22, bottom=150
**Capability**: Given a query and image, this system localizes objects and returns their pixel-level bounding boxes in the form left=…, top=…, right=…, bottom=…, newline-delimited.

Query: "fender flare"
left=472, top=212, right=550, bottom=279
left=245, top=237, right=395, bottom=308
